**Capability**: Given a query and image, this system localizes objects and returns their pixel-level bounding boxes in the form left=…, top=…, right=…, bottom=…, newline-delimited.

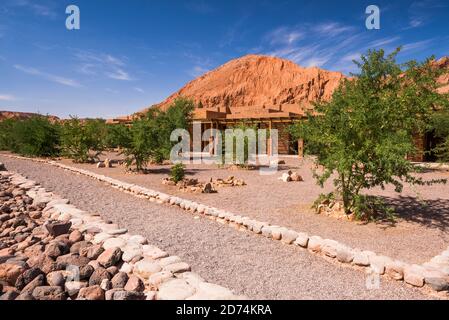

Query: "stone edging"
left=0, top=167, right=244, bottom=300
left=2, top=154, right=449, bottom=296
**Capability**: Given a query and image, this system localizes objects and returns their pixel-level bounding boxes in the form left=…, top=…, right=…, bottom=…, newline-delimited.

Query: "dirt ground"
left=5, top=151, right=449, bottom=264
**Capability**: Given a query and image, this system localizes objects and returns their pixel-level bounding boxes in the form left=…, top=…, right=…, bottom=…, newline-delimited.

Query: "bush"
left=170, top=163, right=185, bottom=183
left=290, top=48, right=449, bottom=219
left=1, top=116, right=60, bottom=157
left=430, top=111, right=449, bottom=162
left=121, top=97, right=194, bottom=171
left=0, top=119, right=16, bottom=151
left=105, top=124, right=131, bottom=149
left=60, top=117, right=107, bottom=163
left=121, top=117, right=151, bottom=171
left=151, top=97, right=195, bottom=162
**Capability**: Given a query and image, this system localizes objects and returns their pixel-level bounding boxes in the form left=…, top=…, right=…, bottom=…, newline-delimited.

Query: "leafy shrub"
left=105, top=124, right=131, bottom=149
left=60, top=117, right=107, bottom=163
left=122, top=117, right=154, bottom=171
left=151, top=97, right=195, bottom=162
left=430, top=111, right=449, bottom=162
left=290, top=48, right=449, bottom=217
left=3, top=116, right=60, bottom=157
left=0, top=119, right=16, bottom=151
left=122, top=97, right=194, bottom=171
left=170, top=163, right=185, bottom=183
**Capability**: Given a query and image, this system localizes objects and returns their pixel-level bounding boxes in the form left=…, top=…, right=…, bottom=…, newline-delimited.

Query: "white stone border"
left=1, top=166, right=243, bottom=300
left=1, top=154, right=449, bottom=296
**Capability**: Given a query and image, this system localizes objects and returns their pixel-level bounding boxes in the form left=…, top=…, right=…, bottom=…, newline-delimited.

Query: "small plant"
left=170, top=163, right=185, bottom=183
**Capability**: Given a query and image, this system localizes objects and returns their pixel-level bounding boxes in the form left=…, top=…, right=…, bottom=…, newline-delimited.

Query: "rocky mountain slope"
left=140, top=54, right=346, bottom=115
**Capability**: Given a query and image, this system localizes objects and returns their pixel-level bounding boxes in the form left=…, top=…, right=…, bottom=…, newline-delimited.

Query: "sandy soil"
left=44, top=151, right=449, bottom=265
left=0, top=155, right=434, bottom=299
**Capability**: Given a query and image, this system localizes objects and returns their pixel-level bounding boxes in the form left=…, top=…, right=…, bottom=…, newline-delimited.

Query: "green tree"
left=153, top=97, right=195, bottom=162
left=0, top=118, right=16, bottom=151
left=121, top=97, right=194, bottom=171
left=105, top=124, right=131, bottom=149
left=121, top=115, right=155, bottom=171
left=430, top=111, right=449, bottom=162
left=60, top=117, right=107, bottom=163
left=290, top=48, right=449, bottom=219
left=6, top=116, right=60, bottom=157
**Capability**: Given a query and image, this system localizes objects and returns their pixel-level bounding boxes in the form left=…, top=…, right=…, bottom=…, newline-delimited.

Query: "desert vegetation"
left=290, top=48, right=449, bottom=220
left=0, top=97, right=194, bottom=170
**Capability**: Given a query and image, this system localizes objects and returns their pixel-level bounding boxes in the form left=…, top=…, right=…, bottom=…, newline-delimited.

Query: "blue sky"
left=1, top=0, right=448, bottom=118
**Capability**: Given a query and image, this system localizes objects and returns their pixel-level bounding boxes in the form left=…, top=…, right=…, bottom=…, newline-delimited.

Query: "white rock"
left=187, top=282, right=235, bottom=300
left=142, top=245, right=169, bottom=259
left=134, top=259, right=163, bottom=278
left=369, top=255, right=392, bottom=275
left=128, top=235, right=148, bottom=245
left=308, top=236, right=323, bottom=252
left=119, top=262, right=133, bottom=274
left=293, top=232, right=309, bottom=247
left=353, top=250, right=373, bottom=266
left=404, top=265, right=425, bottom=287
left=122, top=246, right=143, bottom=262
left=163, top=262, right=191, bottom=274
left=158, top=256, right=182, bottom=267
left=102, top=237, right=127, bottom=250
left=157, top=279, right=195, bottom=300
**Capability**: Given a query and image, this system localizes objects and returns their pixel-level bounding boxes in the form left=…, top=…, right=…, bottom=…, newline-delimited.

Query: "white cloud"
left=312, top=22, right=354, bottom=37
left=74, top=50, right=133, bottom=81
left=134, top=87, right=144, bottom=93
left=0, top=94, right=15, bottom=101
left=6, top=0, right=57, bottom=18
left=403, top=39, right=435, bottom=52
left=265, top=26, right=304, bottom=45
left=14, top=64, right=82, bottom=87
left=106, top=68, right=132, bottom=81
left=369, top=37, right=401, bottom=48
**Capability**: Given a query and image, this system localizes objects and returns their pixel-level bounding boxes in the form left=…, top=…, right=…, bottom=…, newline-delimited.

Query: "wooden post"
left=298, top=139, right=304, bottom=159
left=209, top=122, right=214, bottom=155
left=267, top=120, right=273, bottom=156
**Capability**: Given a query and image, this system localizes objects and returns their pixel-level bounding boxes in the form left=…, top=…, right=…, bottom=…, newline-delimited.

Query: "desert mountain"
left=0, top=111, right=59, bottom=122
left=138, top=54, right=346, bottom=117
left=136, top=54, right=449, bottom=119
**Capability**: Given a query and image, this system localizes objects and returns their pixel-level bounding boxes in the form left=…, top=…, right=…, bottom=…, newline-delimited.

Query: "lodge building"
left=106, top=104, right=435, bottom=162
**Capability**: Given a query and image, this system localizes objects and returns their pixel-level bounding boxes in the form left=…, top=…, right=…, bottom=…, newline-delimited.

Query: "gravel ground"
left=0, top=155, right=436, bottom=300
left=44, top=152, right=449, bottom=265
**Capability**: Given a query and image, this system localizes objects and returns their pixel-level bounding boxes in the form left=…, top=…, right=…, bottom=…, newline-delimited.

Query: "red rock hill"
left=139, top=54, right=346, bottom=118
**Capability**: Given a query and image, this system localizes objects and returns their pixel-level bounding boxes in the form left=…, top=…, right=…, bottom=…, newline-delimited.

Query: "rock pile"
left=162, top=176, right=245, bottom=194
left=96, top=159, right=112, bottom=169
left=316, top=201, right=355, bottom=221
left=279, top=171, right=303, bottom=182
left=0, top=170, right=241, bottom=300
left=214, top=176, right=246, bottom=187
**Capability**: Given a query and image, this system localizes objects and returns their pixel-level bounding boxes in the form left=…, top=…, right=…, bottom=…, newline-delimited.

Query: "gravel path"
left=0, top=156, right=434, bottom=300
left=49, top=152, right=449, bottom=264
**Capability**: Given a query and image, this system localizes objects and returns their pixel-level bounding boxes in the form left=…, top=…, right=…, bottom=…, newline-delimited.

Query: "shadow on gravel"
left=382, top=196, right=449, bottom=231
